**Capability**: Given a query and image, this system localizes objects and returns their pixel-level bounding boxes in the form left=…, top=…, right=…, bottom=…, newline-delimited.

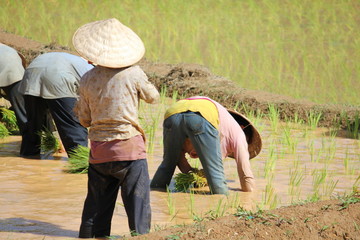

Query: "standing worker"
left=73, top=18, right=159, bottom=237
left=0, top=43, right=27, bottom=133
left=150, top=96, right=262, bottom=195
left=19, top=52, right=93, bottom=157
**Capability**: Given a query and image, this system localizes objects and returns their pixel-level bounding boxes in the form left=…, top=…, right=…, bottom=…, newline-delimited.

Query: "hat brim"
left=72, top=18, right=145, bottom=68
left=227, top=109, right=262, bottom=159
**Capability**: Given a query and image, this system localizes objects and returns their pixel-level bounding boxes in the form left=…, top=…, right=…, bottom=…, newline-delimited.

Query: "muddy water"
left=1, top=118, right=359, bottom=239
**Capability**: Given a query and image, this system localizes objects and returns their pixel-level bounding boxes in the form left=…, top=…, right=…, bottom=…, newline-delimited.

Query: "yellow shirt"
left=164, top=98, right=219, bottom=129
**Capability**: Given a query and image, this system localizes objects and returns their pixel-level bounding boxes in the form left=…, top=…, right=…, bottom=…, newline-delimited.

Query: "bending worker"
left=150, top=96, right=262, bottom=195
left=0, top=43, right=27, bottom=133
left=19, top=52, right=93, bottom=157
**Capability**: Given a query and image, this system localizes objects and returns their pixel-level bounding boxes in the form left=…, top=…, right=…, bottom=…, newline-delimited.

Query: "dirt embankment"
left=131, top=195, right=360, bottom=240
left=1, top=28, right=359, bottom=129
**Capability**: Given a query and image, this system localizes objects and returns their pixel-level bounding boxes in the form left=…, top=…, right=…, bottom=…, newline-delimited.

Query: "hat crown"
left=72, top=18, right=145, bottom=68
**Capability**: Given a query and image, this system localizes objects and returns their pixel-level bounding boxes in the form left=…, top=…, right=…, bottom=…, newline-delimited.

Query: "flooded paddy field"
left=1, top=100, right=359, bottom=239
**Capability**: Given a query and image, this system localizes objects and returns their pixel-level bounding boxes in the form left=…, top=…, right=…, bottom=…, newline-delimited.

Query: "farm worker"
left=18, top=52, right=93, bottom=157
left=73, top=18, right=159, bottom=237
left=150, top=96, right=262, bottom=195
left=0, top=43, right=27, bottom=133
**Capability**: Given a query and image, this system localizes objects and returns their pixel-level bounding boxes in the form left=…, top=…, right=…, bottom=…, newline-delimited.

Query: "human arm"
left=177, top=150, right=194, bottom=173
left=232, top=136, right=255, bottom=192
left=135, top=66, right=160, bottom=104
left=73, top=82, right=91, bottom=128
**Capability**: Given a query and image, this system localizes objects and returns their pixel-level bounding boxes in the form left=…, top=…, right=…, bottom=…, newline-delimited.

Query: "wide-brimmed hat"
left=72, top=18, right=145, bottom=68
left=0, top=42, right=27, bottom=68
left=227, top=109, right=262, bottom=159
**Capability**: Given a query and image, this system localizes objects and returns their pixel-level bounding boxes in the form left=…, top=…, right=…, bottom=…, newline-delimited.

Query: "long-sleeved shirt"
left=19, top=52, right=93, bottom=99
left=0, top=43, right=24, bottom=88
left=168, top=96, right=255, bottom=192
left=75, top=65, right=160, bottom=141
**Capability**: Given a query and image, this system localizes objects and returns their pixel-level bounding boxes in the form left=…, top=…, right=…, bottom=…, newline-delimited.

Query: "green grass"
left=1, top=0, right=359, bottom=106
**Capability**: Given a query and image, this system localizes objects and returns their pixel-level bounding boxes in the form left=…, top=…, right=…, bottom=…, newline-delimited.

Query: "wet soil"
left=131, top=196, right=360, bottom=240
left=1, top=29, right=360, bottom=240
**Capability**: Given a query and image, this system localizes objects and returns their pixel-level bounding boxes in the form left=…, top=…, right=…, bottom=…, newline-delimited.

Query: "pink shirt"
left=177, top=96, right=255, bottom=192
left=89, top=135, right=146, bottom=164
left=213, top=100, right=255, bottom=191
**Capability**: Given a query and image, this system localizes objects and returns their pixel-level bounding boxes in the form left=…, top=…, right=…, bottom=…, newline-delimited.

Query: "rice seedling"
left=264, top=144, right=277, bottom=178
left=205, top=198, right=227, bottom=220
left=174, top=168, right=207, bottom=192
left=38, top=128, right=60, bottom=153
left=171, top=90, right=178, bottom=104
left=138, top=100, right=164, bottom=154
left=166, top=186, right=176, bottom=217
left=346, top=112, right=360, bottom=139
left=311, top=168, right=328, bottom=200
left=353, top=175, right=360, bottom=193
left=228, top=192, right=240, bottom=209
left=263, top=182, right=280, bottom=209
left=307, top=110, right=322, bottom=130
left=344, top=149, right=349, bottom=173
left=0, top=122, right=9, bottom=138
left=65, top=145, right=90, bottom=174
left=322, top=179, right=338, bottom=197
left=281, top=125, right=298, bottom=153
left=288, top=158, right=305, bottom=199
left=268, top=104, right=279, bottom=132
left=0, top=107, right=19, bottom=134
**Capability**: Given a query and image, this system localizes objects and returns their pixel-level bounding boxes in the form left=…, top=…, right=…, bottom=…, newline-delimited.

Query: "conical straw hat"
left=227, top=109, right=262, bottom=159
left=72, top=18, right=145, bottom=68
left=0, top=42, right=27, bottom=68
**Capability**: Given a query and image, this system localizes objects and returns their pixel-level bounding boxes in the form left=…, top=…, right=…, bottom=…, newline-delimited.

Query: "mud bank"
left=1, top=28, right=359, bottom=129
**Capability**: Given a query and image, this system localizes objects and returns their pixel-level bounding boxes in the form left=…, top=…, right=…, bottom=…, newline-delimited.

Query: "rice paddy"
left=0, top=0, right=359, bottom=236
left=1, top=0, right=359, bottom=106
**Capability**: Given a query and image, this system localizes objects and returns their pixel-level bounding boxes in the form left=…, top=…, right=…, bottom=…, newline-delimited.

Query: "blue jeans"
left=79, top=159, right=151, bottom=238
left=150, top=111, right=228, bottom=194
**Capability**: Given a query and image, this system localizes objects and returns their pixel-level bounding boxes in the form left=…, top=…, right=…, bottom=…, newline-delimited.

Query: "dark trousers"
left=20, top=95, right=88, bottom=156
left=79, top=159, right=151, bottom=238
left=1, top=81, right=27, bottom=134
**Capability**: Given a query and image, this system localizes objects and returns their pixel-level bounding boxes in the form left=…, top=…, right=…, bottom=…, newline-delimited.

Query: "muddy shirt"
left=0, top=43, right=24, bottom=87
left=74, top=65, right=160, bottom=141
left=19, top=52, right=93, bottom=99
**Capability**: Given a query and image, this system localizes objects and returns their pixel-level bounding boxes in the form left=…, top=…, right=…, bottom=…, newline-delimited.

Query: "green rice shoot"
left=0, top=107, right=19, bottom=134
left=0, top=122, right=9, bottom=138
left=174, top=168, right=208, bottom=192
left=38, top=128, right=60, bottom=153
left=66, top=145, right=90, bottom=174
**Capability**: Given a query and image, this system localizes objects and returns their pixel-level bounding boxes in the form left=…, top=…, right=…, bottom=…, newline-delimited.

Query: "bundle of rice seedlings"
left=174, top=168, right=208, bottom=192
left=38, top=128, right=60, bottom=153
left=0, top=122, right=9, bottom=138
left=0, top=107, right=19, bottom=134
left=66, top=145, right=90, bottom=174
